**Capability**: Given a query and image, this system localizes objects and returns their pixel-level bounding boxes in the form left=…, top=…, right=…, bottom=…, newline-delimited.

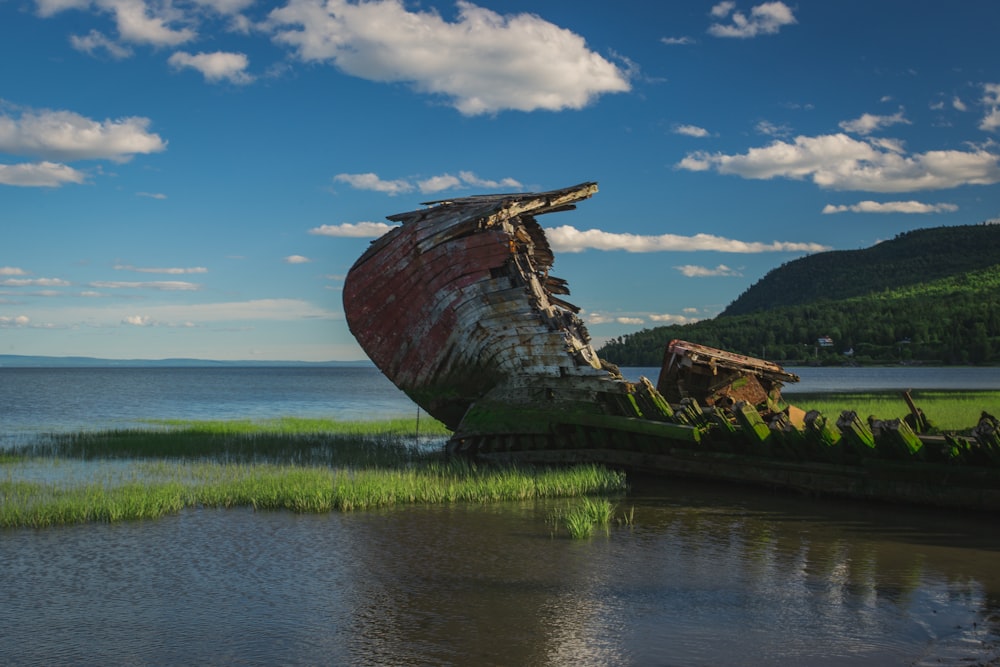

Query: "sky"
left=2, top=0, right=999, bottom=362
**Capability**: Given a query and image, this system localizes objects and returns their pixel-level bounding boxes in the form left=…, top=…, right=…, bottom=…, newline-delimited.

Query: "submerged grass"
left=551, top=497, right=622, bottom=539
left=1, top=418, right=627, bottom=529
left=17, top=416, right=452, bottom=466
left=790, top=390, right=1000, bottom=432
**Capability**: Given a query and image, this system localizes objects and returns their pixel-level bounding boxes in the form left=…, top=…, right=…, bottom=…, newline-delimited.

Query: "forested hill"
left=722, top=223, right=1000, bottom=316
left=597, top=222, right=1000, bottom=366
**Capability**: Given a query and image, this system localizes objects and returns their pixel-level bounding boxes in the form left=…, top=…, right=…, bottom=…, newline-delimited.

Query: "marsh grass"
left=790, top=390, right=1000, bottom=433
left=17, top=417, right=451, bottom=466
left=1, top=418, right=627, bottom=529
left=552, top=497, right=618, bottom=539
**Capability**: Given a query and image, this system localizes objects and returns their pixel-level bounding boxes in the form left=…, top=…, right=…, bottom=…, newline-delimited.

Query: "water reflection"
left=2, top=481, right=998, bottom=666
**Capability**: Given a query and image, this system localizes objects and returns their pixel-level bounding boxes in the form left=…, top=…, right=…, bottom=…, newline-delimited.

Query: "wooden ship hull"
left=343, top=183, right=1000, bottom=512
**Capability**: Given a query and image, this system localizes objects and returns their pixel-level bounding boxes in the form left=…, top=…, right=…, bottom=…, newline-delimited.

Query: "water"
left=2, top=366, right=999, bottom=665
left=0, top=366, right=419, bottom=447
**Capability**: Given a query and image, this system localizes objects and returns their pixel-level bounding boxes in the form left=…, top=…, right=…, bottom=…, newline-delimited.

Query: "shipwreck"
left=343, top=182, right=1000, bottom=512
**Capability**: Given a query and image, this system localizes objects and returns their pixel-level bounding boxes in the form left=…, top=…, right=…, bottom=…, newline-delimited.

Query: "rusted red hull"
left=343, top=183, right=663, bottom=431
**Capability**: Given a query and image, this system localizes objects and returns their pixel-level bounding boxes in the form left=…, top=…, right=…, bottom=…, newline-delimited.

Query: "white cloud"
left=677, top=133, right=1000, bottom=192
left=711, top=2, right=736, bottom=18
left=334, top=170, right=522, bottom=196
left=0, top=161, right=87, bottom=187
left=0, top=107, right=166, bottom=162
left=838, top=109, right=910, bottom=135
left=0, top=267, right=27, bottom=276
left=265, top=0, right=630, bottom=115
left=980, top=83, right=1000, bottom=132
left=755, top=120, right=791, bottom=137
left=284, top=255, right=311, bottom=264
left=99, top=0, right=197, bottom=46
left=168, top=51, right=253, bottom=84
left=673, top=124, right=710, bottom=138
left=2, top=277, right=71, bottom=287
left=70, top=29, right=133, bottom=58
left=953, top=96, right=968, bottom=112
left=708, top=1, right=796, bottom=38
left=661, top=36, right=694, bottom=45
left=616, top=316, right=645, bottom=325
left=136, top=191, right=167, bottom=199
left=650, top=312, right=699, bottom=324
left=457, top=171, right=522, bottom=189
left=123, top=314, right=157, bottom=326
left=674, top=264, right=742, bottom=277
left=418, top=174, right=462, bottom=194
left=309, top=222, right=399, bottom=238
left=822, top=200, right=958, bottom=214
left=114, top=264, right=208, bottom=274
left=334, top=172, right=414, bottom=195
left=544, top=225, right=830, bottom=254
left=89, top=280, right=201, bottom=290
left=0, top=315, right=31, bottom=327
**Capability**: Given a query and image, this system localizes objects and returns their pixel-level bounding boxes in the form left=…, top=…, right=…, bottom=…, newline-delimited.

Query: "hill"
left=597, top=223, right=1000, bottom=366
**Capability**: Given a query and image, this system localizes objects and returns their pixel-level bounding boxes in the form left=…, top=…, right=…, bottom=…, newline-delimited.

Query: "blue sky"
left=2, top=0, right=999, bottom=361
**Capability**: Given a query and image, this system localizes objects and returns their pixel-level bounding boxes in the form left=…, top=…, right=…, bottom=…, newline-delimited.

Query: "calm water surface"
left=2, top=366, right=999, bottom=665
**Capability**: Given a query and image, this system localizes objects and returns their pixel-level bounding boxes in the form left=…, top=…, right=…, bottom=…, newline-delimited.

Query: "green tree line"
left=597, top=224, right=1000, bottom=367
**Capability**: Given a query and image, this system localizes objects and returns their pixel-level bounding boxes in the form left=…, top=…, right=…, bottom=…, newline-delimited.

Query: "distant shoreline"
left=0, top=355, right=373, bottom=369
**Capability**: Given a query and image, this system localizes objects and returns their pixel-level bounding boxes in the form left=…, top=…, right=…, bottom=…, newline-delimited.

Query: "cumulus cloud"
left=650, top=312, right=699, bottom=324
left=673, top=124, right=710, bottom=138
left=265, top=0, right=630, bottom=115
left=708, top=1, right=796, bottom=38
left=284, top=255, right=311, bottom=264
left=0, top=107, right=166, bottom=162
left=309, top=222, right=399, bottom=238
left=0, top=161, right=87, bottom=187
left=334, top=172, right=413, bottom=195
left=981, top=83, right=1000, bottom=132
left=677, top=132, right=1000, bottom=192
left=168, top=51, right=253, bottom=84
left=544, top=225, right=830, bottom=254
left=0, top=267, right=27, bottom=276
left=334, top=170, right=522, bottom=195
left=661, top=36, right=694, bottom=45
left=838, top=109, right=910, bottom=135
left=418, top=174, right=462, bottom=194
left=70, top=29, right=133, bottom=58
left=674, top=264, right=743, bottom=277
left=822, top=200, right=959, bottom=214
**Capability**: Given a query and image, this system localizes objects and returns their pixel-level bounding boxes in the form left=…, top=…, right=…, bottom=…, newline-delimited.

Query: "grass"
left=551, top=497, right=624, bottom=539
left=18, top=416, right=452, bottom=466
left=1, top=418, right=628, bottom=529
left=789, top=390, right=1000, bottom=433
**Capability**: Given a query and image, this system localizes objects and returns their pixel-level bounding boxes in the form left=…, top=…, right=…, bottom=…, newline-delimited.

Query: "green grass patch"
left=551, top=497, right=624, bottom=539
left=0, top=459, right=627, bottom=529
left=1, top=418, right=627, bottom=529
left=789, top=390, right=1000, bottom=433
left=15, top=417, right=451, bottom=466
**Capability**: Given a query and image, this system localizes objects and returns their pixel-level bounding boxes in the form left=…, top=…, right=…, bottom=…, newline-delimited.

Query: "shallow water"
left=2, top=477, right=998, bottom=666
left=3, top=366, right=999, bottom=665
